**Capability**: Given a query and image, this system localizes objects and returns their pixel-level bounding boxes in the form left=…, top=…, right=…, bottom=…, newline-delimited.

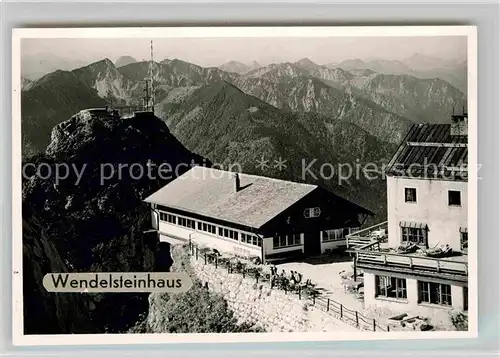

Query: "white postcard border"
left=11, top=25, right=478, bottom=346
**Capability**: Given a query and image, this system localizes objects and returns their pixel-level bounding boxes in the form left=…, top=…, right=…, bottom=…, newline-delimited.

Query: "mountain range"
left=331, top=53, right=467, bottom=93
left=21, top=53, right=89, bottom=81
left=21, top=55, right=467, bottom=218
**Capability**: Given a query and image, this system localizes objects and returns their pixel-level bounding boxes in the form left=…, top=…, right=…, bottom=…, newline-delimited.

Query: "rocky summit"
left=22, top=110, right=207, bottom=334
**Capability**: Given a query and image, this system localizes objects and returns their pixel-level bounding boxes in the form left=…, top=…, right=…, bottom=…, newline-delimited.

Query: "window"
left=252, top=236, right=258, bottom=246
left=375, top=275, right=407, bottom=299
left=241, top=233, right=262, bottom=247
left=178, top=217, right=195, bottom=229
left=460, top=232, right=468, bottom=251
left=401, top=227, right=427, bottom=246
left=463, top=287, right=468, bottom=311
left=449, top=190, right=461, bottom=206
left=218, top=228, right=223, bottom=236
left=279, top=235, right=287, bottom=247
left=418, top=281, right=452, bottom=306
left=304, top=207, right=321, bottom=218
left=199, top=222, right=217, bottom=235
left=159, top=212, right=176, bottom=224
left=322, top=229, right=345, bottom=242
left=405, top=188, right=417, bottom=203
left=273, top=233, right=301, bottom=248
left=231, top=230, right=238, bottom=240
left=290, top=233, right=301, bottom=246
left=167, top=214, right=176, bottom=224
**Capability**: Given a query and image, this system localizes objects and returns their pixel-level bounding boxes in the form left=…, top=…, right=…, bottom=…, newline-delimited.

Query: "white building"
left=144, top=166, right=372, bottom=263
left=347, top=113, right=469, bottom=323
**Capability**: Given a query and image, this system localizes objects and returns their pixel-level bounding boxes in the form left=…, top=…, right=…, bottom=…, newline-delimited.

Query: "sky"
left=22, top=36, right=467, bottom=67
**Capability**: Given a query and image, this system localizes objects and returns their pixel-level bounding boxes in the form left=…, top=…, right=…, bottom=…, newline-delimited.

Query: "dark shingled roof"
left=144, top=166, right=372, bottom=229
left=385, top=123, right=468, bottom=181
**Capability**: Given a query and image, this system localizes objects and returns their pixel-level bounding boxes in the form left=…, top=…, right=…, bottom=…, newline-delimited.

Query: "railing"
left=355, top=249, right=468, bottom=276
left=346, top=221, right=388, bottom=249
left=189, top=241, right=392, bottom=332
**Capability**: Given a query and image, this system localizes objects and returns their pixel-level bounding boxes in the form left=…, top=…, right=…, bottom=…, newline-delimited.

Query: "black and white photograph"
left=12, top=26, right=477, bottom=345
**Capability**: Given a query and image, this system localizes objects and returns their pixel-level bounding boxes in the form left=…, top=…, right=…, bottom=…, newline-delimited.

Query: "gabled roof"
left=385, top=124, right=468, bottom=181
left=144, top=166, right=371, bottom=229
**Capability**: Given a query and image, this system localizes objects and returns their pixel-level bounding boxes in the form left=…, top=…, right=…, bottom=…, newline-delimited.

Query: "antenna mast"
left=149, top=40, right=155, bottom=114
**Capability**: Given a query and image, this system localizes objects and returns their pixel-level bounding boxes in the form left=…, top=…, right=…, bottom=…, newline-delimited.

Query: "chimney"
left=234, top=173, right=241, bottom=193
left=450, top=109, right=468, bottom=137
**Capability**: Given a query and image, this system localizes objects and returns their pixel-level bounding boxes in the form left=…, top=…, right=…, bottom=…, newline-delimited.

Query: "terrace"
left=346, top=222, right=468, bottom=281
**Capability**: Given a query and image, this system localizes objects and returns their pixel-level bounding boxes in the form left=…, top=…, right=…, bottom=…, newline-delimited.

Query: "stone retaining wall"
left=190, top=254, right=358, bottom=333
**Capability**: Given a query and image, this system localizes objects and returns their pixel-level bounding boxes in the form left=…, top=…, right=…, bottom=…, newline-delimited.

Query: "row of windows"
left=273, top=233, right=301, bottom=249
left=405, top=187, right=462, bottom=206
left=158, top=211, right=261, bottom=247
left=400, top=226, right=468, bottom=251
left=375, top=275, right=467, bottom=309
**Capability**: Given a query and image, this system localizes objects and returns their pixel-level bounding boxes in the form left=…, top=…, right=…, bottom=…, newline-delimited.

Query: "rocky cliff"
left=132, top=245, right=263, bottom=333
left=22, top=110, right=207, bottom=334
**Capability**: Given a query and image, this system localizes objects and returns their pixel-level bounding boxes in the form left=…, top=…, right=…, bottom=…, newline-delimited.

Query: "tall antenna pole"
left=149, top=40, right=155, bottom=114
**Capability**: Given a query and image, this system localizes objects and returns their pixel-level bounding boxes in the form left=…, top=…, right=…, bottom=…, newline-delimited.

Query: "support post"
left=373, top=319, right=376, bottom=332
left=204, top=253, right=207, bottom=265
left=353, top=255, right=357, bottom=282
left=327, top=298, right=330, bottom=311
left=355, top=311, right=359, bottom=327
left=340, top=304, right=343, bottom=318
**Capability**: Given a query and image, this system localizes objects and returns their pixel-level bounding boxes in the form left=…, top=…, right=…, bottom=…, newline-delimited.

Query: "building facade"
left=145, top=166, right=373, bottom=263
left=348, top=114, right=469, bottom=323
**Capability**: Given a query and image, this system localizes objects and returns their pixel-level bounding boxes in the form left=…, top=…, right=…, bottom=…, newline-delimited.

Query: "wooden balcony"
left=351, top=241, right=468, bottom=281
left=346, top=221, right=388, bottom=249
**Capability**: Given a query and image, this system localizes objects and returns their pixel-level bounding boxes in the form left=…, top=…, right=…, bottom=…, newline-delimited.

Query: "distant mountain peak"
left=115, top=55, right=137, bottom=67
left=219, top=60, right=250, bottom=74
left=295, top=58, right=321, bottom=70
left=250, top=60, right=261, bottom=68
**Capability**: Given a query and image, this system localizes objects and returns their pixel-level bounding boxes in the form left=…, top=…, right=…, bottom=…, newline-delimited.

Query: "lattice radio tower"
left=142, top=40, right=155, bottom=113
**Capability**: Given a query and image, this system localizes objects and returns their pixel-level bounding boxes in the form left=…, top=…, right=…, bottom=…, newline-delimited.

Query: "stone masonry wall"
left=190, top=253, right=358, bottom=333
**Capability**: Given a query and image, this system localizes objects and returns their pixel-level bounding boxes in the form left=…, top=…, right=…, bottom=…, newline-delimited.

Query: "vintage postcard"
left=12, top=26, right=477, bottom=345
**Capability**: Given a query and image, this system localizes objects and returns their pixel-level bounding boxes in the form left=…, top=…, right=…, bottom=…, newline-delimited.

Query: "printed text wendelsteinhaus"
left=42, top=272, right=193, bottom=293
